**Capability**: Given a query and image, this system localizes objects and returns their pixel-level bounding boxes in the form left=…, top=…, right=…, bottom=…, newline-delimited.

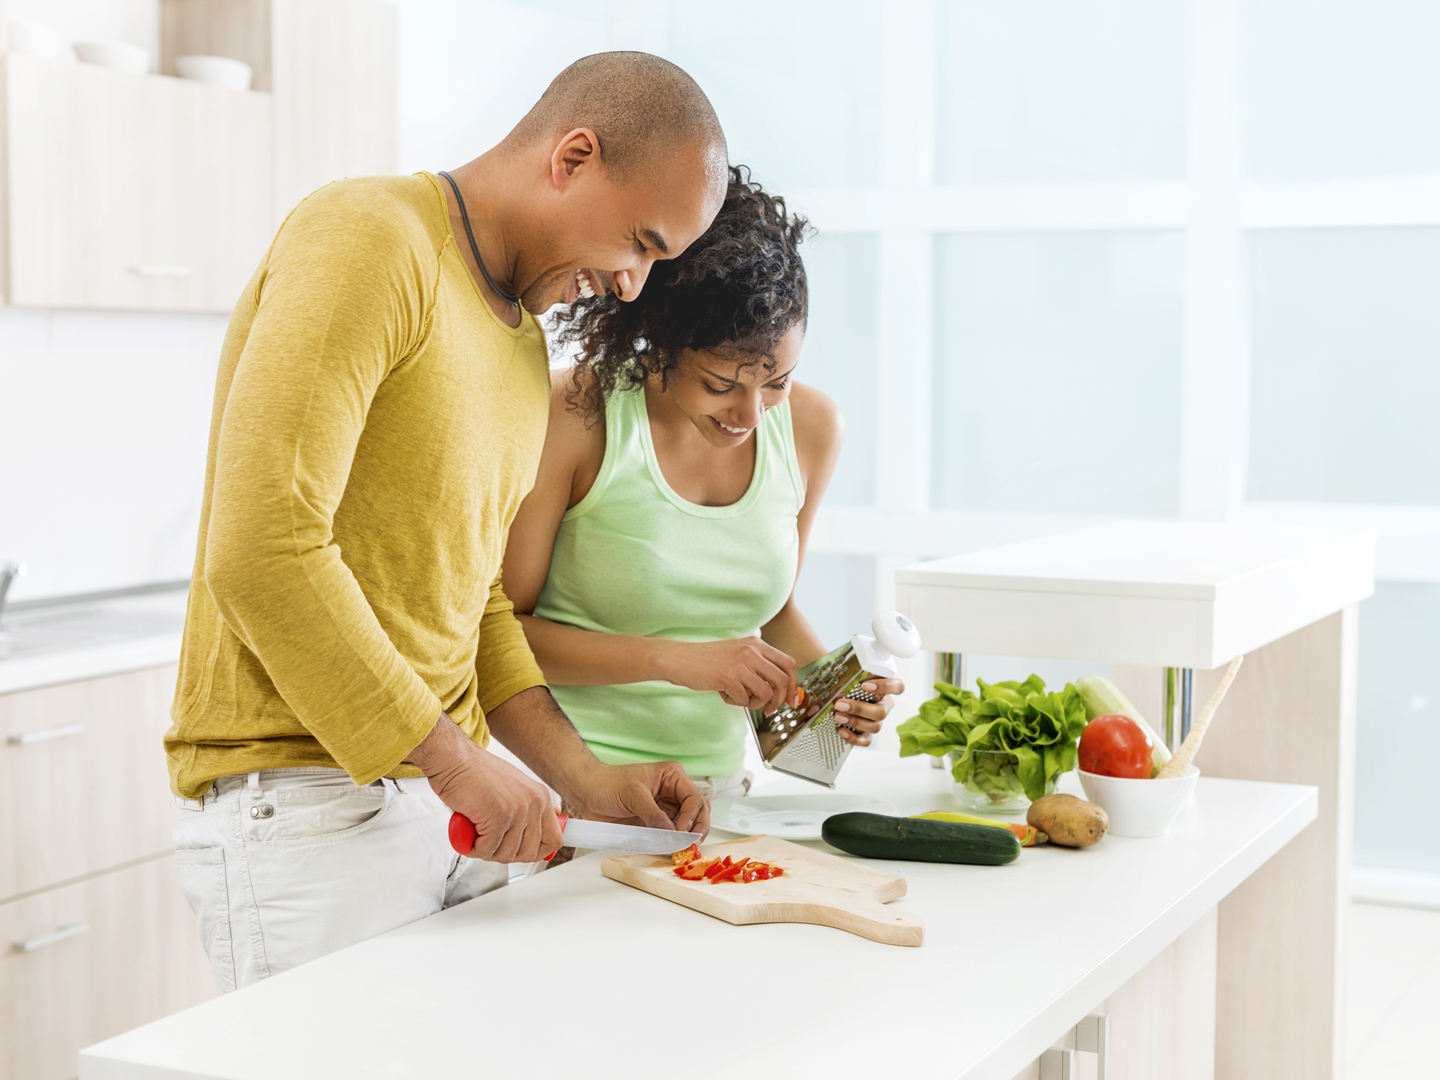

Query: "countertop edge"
left=0, top=634, right=182, bottom=695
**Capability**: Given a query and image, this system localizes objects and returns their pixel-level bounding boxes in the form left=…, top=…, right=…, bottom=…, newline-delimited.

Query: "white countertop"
left=80, top=745, right=1316, bottom=1080
left=895, top=520, right=1374, bottom=667
left=0, top=588, right=187, bottom=695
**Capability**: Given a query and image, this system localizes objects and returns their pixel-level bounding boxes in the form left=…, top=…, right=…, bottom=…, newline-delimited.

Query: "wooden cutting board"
left=601, top=834, right=923, bottom=947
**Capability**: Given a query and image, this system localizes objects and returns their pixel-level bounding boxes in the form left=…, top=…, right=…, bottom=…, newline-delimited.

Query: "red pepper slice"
left=712, top=857, right=750, bottom=883
left=678, top=858, right=717, bottom=880
left=672, top=843, right=701, bottom=866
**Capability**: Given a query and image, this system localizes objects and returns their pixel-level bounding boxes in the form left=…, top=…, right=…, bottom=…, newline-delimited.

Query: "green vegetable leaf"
left=899, top=676, right=1088, bottom=800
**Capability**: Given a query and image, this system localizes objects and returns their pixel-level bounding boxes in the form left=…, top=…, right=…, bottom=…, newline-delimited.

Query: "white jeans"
left=173, top=768, right=507, bottom=993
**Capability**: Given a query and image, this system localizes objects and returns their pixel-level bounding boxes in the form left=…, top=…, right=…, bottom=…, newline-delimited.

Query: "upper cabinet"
left=162, top=0, right=398, bottom=222
left=0, top=0, right=397, bottom=314
left=2, top=53, right=274, bottom=312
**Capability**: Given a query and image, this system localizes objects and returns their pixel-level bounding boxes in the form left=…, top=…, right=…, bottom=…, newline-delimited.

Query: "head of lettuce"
left=897, top=675, right=1088, bottom=803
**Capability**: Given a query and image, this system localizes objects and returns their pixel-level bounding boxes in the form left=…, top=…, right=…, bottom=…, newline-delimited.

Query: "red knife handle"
left=448, top=810, right=568, bottom=860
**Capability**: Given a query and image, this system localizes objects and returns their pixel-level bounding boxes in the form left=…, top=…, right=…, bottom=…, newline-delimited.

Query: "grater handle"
left=851, top=610, right=922, bottom=677
left=449, top=810, right=569, bottom=860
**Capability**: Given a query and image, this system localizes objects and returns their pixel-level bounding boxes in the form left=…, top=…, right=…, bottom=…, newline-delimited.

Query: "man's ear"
left=550, top=128, right=601, bottom=189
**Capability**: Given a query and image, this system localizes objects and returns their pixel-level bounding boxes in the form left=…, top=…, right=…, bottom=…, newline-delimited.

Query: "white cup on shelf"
left=74, top=41, right=150, bottom=74
left=174, top=54, right=254, bottom=91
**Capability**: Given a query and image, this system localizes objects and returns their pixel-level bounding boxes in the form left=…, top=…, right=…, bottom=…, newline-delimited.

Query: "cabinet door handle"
left=8, top=722, right=86, bottom=745
left=128, top=264, right=193, bottom=277
left=13, top=921, right=89, bottom=953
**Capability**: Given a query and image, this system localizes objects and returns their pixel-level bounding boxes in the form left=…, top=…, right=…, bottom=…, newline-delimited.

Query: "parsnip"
left=1156, top=654, right=1244, bottom=779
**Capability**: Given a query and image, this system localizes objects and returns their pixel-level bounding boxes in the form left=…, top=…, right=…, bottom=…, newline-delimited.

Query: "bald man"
left=167, top=53, right=728, bottom=991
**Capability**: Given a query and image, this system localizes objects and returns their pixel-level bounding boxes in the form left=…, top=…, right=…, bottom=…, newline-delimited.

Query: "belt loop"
left=247, top=771, right=261, bottom=796
left=394, top=776, right=408, bottom=794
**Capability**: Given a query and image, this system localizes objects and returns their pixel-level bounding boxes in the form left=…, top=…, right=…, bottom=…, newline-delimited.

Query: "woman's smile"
left=708, top=416, right=752, bottom=439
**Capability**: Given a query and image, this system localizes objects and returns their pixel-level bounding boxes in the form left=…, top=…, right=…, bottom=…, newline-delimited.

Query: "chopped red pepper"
left=666, top=848, right=783, bottom=885
left=712, top=857, right=750, bottom=883
left=677, top=858, right=717, bottom=880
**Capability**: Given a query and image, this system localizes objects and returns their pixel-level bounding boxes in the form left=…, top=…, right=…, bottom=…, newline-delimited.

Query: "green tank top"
left=534, top=383, right=804, bottom=776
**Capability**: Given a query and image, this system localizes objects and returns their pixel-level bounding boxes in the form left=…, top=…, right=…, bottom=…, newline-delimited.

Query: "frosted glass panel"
left=1355, top=583, right=1440, bottom=875
left=936, top=0, right=1187, bottom=183
left=931, top=232, right=1184, bottom=515
left=792, top=553, right=876, bottom=651
left=956, top=656, right=1110, bottom=695
left=1246, top=0, right=1440, bottom=180
left=1248, top=228, right=1440, bottom=505
left=798, top=232, right=879, bottom=507
left=665, top=0, right=882, bottom=190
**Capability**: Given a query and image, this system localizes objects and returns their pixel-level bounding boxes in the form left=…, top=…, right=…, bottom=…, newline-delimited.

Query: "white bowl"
left=74, top=41, right=150, bottom=75
left=175, top=54, right=253, bottom=91
left=1078, top=766, right=1200, bottom=838
left=8, top=20, right=64, bottom=58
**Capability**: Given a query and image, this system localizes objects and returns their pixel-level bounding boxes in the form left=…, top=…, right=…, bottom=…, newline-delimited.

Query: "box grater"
left=748, top=610, right=921, bottom=787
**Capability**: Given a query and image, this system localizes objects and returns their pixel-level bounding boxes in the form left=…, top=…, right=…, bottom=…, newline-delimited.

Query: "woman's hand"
left=833, top=677, right=905, bottom=746
left=657, top=637, right=799, bottom=715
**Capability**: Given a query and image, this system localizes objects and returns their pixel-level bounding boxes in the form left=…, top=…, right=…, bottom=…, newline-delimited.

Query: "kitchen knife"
left=448, top=810, right=701, bottom=860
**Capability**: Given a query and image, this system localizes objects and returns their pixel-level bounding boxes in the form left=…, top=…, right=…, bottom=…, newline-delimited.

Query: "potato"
left=1027, top=794, right=1108, bottom=848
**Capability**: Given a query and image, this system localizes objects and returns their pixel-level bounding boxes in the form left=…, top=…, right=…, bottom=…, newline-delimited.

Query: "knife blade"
left=448, top=811, right=701, bottom=859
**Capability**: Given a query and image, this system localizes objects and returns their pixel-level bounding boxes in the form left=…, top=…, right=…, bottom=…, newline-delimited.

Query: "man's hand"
left=408, top=712, right=563, bottom=862
left=562, top=759, right=710, bottom=839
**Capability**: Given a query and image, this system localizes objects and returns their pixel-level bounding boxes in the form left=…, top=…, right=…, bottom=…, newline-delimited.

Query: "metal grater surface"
left=780, top=712, right=848, bottom=769
left=750, top=642, right=875, bottom=785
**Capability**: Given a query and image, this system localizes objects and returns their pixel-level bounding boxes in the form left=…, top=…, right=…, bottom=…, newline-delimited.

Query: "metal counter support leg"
left=930, top=653, right=966, bottom=768
left=1163, top=666, right=1196, bottom=751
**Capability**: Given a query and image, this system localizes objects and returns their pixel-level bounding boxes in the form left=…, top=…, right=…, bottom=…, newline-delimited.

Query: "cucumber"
left=821, top=812, right=1021, bottom=866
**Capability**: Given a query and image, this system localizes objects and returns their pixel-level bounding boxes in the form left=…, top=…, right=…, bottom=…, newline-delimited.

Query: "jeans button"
left=250, top=804, right=274, bottom=819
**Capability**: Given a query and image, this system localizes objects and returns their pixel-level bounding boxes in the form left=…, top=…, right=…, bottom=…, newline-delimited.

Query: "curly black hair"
left=551, top=164, right=810, bottom=421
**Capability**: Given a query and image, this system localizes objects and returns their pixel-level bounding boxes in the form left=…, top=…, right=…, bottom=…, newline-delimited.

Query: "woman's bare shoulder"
left=787, top=382, right=845, bottom=454
left=546, top=366, right=608, bottom=503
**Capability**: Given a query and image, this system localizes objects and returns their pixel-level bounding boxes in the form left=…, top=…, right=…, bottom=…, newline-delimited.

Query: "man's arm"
left=203, top=192, right=444, bottom=784
left=483, top=687, right=710, bottom=836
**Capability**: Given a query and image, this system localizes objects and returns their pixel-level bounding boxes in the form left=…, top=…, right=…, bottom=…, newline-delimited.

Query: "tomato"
left=1079, top=713, right=1153, bottom=778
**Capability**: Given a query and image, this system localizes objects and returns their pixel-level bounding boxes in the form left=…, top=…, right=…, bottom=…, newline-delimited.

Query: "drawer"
left=0, top=853, right=216, bottom=1080
left=0, top=666, right=179, bottom=900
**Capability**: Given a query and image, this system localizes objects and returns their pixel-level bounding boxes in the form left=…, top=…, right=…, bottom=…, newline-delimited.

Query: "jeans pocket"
left=174, top=846, right=235, bottom=993
left=266, top=783, right=392, bottom=844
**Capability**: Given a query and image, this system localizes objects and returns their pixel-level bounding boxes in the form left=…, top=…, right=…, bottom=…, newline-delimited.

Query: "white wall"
left=0, top=0, right=223, bottom=603
left=0, top=308, right=227, bottom=602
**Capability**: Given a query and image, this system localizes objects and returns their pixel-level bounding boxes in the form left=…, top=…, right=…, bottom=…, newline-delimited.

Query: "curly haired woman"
left=502, top=167, right=904, bottom=809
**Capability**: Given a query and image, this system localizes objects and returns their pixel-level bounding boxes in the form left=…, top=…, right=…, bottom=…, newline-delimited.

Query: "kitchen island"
left=80, top=743, right=1315, bottom=1080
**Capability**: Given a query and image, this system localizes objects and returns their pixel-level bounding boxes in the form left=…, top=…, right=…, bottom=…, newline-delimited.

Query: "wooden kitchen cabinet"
left=1, top=53, right=273, bottom=312
left=162, top=0, right=398, bottom=219
left=1009, top=909, right=1218, bottom=1080
left=0, top=666, right=180, bottom=902
left=0, top=853, right=216, bottom=1080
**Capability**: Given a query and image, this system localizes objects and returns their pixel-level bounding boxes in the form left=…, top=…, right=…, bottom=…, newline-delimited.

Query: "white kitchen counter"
left=0, top=587, right=187, bottom=695
left=80, top=746, right=1316, bottom=1080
